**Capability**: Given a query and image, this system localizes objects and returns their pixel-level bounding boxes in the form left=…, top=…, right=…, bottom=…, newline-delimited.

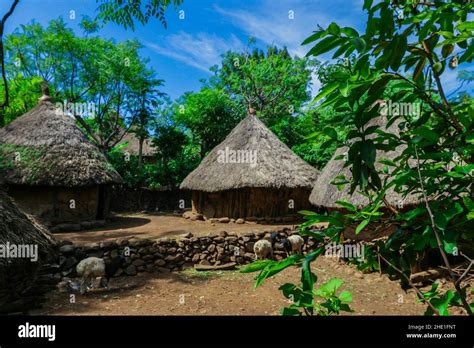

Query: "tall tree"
left=4, top=20, right=164, bottom=153
left=174, top=87, right=245, bottom=158
left=246, top=0, right=474, bottom=316
left=0, top=0, right=20, bottom=124
left=211, top=46, right=312, bottom=122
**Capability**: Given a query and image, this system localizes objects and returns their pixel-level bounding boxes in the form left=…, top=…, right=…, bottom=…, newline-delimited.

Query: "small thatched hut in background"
left=180, top=110, right=318, bottom=220
left=0, top=190, right=58, bottom=313
left=309, top=116, right=419, bottom=240
left=117, top=128, right=156, bottom=162
left=309, top=116, right=418, bottom=210
left=0, top=94, right=123, bottom=227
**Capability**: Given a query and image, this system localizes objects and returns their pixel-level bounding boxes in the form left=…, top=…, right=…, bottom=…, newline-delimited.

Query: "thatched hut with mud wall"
left=309, top=115, right=420, bottom=240
left=180, top=110, right=318, bottom=220
left=0, top=94, right=123, bottom=227
left=0, top=190, right=58, bottom=313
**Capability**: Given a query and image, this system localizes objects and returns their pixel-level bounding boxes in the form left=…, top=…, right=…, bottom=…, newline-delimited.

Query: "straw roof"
left=0, top=97, right=122, bottom=187
left=180, top=113, right=318, bottom=192
left=309, top=116, right=419, bottom=209
left=0, top=190, right=57, bottom=312
left=118, top=130, right=155, bottom=157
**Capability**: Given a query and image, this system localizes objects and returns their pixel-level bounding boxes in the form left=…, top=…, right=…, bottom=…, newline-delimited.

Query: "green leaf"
left=302, top=30, right=327, bottom=45
left=255, top=255, right=303, bottom=288
left=390, top=35, right=407, bottom=71
left=323, top=126, right=338, bottom=140
left=339, top=81, right=350, bottom=97
left=339, top=290, right=352, bottom=302
left=306, top=37, right=344, bottom=57
left=281, top=307, right=302, bottom=316
left=340, top=27, right=359, bottom=38
left=311, top=83, right=339, bottom=103
left=412, top=127, right=439, bottom=143
left=328, top=22, right=341, bottom=36
left=335, top=200, right=357, bottom=212
left=315, top=278, right=343, bottom=297
left=355, top=219, right=370, bottom=234
left=240, top=260, right=273, bottom=273
left=351, top=37, right=366, bottom=53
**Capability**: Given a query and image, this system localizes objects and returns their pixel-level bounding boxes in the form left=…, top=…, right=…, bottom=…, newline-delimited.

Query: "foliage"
left=247, top=0, right=473, bottom=316
left=208, top=46, right=313, bottom=147
left=95, top=0, right=183, bottom=30
left=0, top=75, right=42, bottom=126
left=4, top=19, right=164, bottom=153
left=418, top=283, right=472, bottom=316
left=174, top=87, right=245, bottom=158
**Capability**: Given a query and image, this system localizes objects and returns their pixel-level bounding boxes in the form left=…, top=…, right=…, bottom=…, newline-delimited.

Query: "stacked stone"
left=57, top=229, right=320, bottom=279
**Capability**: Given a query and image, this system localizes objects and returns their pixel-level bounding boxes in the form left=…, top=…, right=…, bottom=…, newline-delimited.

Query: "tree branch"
left=414, top=146, right=472, bottom=315
left=375, top=250, right=440, bottom=315
left=0, top=0, right=20, bottom=114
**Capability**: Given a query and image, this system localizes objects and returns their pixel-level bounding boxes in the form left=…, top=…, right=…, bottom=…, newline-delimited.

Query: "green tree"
left=4, top=19, right=164, bottom=154
left=0, top=0, right=20, bottom=122
left=211, top=46, right=312, bottom=131
left=246, top=0, right=473, bottom=316
left=174, top=87, right=245, bottom=158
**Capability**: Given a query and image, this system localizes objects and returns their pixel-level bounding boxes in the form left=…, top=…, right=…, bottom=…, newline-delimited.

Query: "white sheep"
left=282, top=235, right=305, bottom=256
left=76, top=257, right=107, bottom=294
left=253, top=239, right=273, bottom=260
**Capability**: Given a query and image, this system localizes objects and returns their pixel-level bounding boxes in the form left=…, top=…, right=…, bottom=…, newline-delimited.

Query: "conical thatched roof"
left=118, top=129, right=156, bottom=157
left=0, top=98, right=122, bottom=187
left=0, top=190, right=58, bottom=312
left=180, top=113, right=318, bottom=192
left=309, top=116, right=419, bottom=209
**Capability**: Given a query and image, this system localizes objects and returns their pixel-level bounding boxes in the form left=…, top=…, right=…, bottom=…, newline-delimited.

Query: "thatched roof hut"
left=180, top=111, right=318, bottom=220
left=309, top=116, right=419, bottom=210
left=0, top=94, right=123, bottom=227
left=118, top=130, right=156, bottom=158
left=0, top=190, right=58, bottom=313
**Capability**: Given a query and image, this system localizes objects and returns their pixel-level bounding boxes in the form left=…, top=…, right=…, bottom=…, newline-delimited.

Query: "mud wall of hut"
left=110, top=186, right=191, bottom=212
left=190, top=187, right=313, bottom=219
left=7, top=185, right=102, bottom=225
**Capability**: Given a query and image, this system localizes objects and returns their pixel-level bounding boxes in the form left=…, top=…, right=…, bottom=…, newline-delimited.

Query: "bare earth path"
left=54, top=213, right=297, bottom=245
left=33, top=256, right=429, bottom=316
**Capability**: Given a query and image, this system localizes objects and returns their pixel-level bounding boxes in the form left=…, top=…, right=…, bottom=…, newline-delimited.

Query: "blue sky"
left=2, top=0, right=472, bottom=100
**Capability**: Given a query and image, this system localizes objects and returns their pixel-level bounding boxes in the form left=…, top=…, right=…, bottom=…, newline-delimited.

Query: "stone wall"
left=58, top=228, right=320, bottom=278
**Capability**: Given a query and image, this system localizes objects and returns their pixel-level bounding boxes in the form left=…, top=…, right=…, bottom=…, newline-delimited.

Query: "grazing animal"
left=76, top=257, right=107, bottom=294
left=76, top=255, right=127, bottom=293
left=253, top=239, right=273, bottom=260
left=281, top=235, right=304, bottom=257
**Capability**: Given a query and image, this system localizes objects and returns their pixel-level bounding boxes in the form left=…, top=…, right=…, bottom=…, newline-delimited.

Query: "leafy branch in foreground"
left=245, top=0, right=473, bottom=316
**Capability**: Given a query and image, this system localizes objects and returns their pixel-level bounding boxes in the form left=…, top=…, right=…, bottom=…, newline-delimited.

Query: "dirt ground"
left=54, top=213, right=297, bottom=244
left=33, top=256, right=438, bottom=316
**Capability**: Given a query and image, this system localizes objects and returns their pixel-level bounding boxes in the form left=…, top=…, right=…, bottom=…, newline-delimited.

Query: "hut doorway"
left=97, top=185, right=106, bottom=219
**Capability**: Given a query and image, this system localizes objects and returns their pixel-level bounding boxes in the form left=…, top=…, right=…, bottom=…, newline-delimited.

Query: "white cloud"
left=145, top=32, right=245, bottom=73
left=214, top=0, right=360, bottom=58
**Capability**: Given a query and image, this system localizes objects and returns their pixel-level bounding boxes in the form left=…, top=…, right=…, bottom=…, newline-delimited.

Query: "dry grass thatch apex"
left=0, top=101, right=122, bottom=187
left=180, top=113, right=318, bottom=192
